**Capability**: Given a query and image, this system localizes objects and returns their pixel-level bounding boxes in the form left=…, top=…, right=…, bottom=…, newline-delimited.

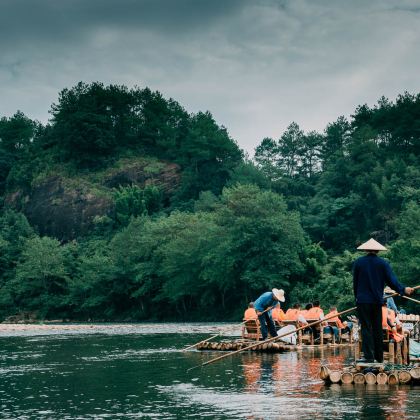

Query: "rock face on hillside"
left=6, top=159, right=181, bottom=241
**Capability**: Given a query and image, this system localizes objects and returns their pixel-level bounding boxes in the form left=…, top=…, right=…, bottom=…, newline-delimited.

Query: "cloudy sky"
left=1, top=0, right=419, bottom=153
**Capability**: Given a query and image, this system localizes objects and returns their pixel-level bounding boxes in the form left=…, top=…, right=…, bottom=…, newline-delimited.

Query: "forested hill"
left=0, top=83, right=419, bottom=321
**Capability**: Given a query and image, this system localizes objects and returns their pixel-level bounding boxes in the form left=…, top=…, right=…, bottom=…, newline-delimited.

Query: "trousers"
left=357, top=303, right=383, bottom=362
left=258, top=312, right=277, bottom=340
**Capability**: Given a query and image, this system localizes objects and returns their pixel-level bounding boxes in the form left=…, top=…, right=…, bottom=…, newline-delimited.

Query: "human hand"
left=256, top=311, right=262, bottom=316
left=405, top=287, right=414, bottom=295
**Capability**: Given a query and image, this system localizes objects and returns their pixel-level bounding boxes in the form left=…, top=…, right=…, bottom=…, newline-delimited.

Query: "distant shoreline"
left=0, top=322, right=239, bottom=335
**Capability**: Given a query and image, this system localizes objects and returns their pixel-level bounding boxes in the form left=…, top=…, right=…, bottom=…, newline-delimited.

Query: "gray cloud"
left=1, top=0, right=419, bottom=153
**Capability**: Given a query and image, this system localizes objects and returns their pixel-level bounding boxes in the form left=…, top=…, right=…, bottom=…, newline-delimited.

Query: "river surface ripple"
left=0, top=323, right=418, bottom=419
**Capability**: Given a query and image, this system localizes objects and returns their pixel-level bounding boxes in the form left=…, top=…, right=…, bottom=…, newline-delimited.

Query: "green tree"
left=0, top=111, right=38, bottom=193
left=11, top=236, right=71, bottom=318
left=50, top=82, right=135, bottom=164
left=114, top=185, right=162, bottom=226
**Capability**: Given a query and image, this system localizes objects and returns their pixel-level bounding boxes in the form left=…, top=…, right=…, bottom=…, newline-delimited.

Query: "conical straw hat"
left=357, top=238, right=387, bottom=251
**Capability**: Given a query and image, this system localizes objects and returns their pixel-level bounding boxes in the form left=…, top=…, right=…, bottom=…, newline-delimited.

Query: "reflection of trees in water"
left=241, top=348, right=412, bottom=419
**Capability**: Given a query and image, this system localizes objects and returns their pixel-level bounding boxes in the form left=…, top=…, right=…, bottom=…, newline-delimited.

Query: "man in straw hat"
left=353, top=238, right=414, bottom=363
left=253, top=288, right=285, bottom=340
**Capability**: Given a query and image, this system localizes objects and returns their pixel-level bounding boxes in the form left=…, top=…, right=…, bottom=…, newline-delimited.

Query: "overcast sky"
left=1, top=0, right=419, bottom=153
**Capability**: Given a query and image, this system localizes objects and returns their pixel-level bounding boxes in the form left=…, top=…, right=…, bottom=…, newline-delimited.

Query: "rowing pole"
left=188, top=285, right=420, bottom=371
left=183, top=305, right=276, bottom=351
left=402, top=295, right=420, bottom=305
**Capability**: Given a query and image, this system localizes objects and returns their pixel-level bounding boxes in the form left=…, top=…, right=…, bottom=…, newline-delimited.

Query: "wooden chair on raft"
left=282, top=320, right=315, bottom=345
left=241, top=319, right=262, bottom=341
left=323, top=321, right=339, bottom=344
left=355, top=327, right=409, bottom=364
left=339, top=324, right=353, bottom=344
left=323, top=320, right=353, bottom=344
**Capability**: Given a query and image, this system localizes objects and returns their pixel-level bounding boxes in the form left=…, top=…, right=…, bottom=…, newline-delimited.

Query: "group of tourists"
left=242, top=237, right=415, bottom=363
left=244, top=297, right=351, bottom=342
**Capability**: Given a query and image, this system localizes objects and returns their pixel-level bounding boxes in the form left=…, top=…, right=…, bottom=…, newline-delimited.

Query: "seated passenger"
left=324, top=306, right=351, bottom=342
left=272, top=302, right=286, bottom=323
left=285, top=303, right=301, bottom=321
left=244, top=302, right=258, bottom=321
left=305, top=300, right=324, bottom=320
left=305, top=300, right=324, bottom=340
left=325, top=306, right=353, bottom=332
left=285, top=304, right=308, bottom=327
left=300, top=303, right=313, bottom=319
left=382, top=301, right=403, bottom=343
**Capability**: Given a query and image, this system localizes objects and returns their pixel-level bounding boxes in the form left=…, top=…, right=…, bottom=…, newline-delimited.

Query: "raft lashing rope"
left=320, top=363, right=420, bottom=385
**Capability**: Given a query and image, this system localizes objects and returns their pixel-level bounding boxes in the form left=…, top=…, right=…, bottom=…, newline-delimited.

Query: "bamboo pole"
left=376, top=372, right=388, bottom=384
left=388, top=372, right=399, bottom=385
left=402, top=295, right=420, bottom=305
left=188, top=306, right=356, bottom=371
left=341, top=371, right=353, bottom=384
left=187, top=285, right=419, bottom=370
left=183, top=305, right=275, bottom=351
left=398, top=370, right=411, bottom=384
left=364, top=372, right=377, bottom=384
left=329, top=371, right=342, bottom=383
left=353, top=373, right=366, bottom=384
left=410, top=367, right=420, bottom=381
left=320, top=365, right=330, bottom=380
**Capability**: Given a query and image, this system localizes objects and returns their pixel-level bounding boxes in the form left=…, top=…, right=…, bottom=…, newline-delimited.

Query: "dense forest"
left=0, top=82, right=418, bottom=321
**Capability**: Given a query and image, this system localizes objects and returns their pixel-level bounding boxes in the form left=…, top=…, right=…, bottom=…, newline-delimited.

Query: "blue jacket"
left=254, top=292, right=276, bottom=312
left=353, top=254, right=405, bottom=304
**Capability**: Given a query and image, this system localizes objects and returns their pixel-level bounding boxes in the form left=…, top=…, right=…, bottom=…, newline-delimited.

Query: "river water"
left=0, top=323, right=419, bottom=419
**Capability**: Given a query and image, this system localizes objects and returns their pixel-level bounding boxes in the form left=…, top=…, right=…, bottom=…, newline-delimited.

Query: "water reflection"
left=0, top=325, right=418, bottom=419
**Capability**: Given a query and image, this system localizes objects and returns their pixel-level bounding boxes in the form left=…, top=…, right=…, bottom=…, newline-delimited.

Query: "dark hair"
left=305, top=303, right=313, bottom=310
left=248, top=302, right=254, bottom=308
left=313, top=300, right=320, bottom=307
left=293, top=303, right=301, bottom=309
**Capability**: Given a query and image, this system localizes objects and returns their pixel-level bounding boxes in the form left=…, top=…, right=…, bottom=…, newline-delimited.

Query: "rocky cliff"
left=6, top=158, right=181, bottom=241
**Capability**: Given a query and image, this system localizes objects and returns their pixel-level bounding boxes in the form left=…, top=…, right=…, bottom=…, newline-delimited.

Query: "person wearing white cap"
left=353, top=238, right=414, bottom=363
left=253, top=288, right=285, bottom=340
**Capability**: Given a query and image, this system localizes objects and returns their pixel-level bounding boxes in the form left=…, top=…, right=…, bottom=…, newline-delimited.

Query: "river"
left=0, top=323, right=418, bottom=419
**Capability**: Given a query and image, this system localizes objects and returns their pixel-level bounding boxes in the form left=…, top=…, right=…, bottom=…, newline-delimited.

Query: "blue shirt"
left=386, top=296, right=399, bottom=313
left=254, top=292, right=277, bottom=312
left=353, top=254, right=405, bottom=304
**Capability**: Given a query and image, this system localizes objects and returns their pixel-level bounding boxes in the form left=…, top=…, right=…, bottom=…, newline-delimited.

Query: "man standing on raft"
left=254, top=288, right=285, bottom=340
left=353, top=238, right=414, bottom=363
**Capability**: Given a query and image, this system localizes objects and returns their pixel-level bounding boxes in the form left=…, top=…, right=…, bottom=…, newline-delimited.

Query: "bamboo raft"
left=320, top=364, right=420, bottom=385
left=196, top=339, right=354, bottom=352
left=196, top=340, right=297, bottom=352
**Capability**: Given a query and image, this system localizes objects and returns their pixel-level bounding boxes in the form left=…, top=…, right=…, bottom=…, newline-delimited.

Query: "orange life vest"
left=388, top=309, right=396, bottom=326
left=305, top=306, right=323, bottom=320
left=285, top=308, right=299, bottom=321
left=382, top=307, right=390, bottom=330
left=325, top=310, right=345, bottom=329
left=244, top=308, right=258, bottom=321
left=385, top=308, right=403, bottom=342
left=272, top=307, right=286, bottom=322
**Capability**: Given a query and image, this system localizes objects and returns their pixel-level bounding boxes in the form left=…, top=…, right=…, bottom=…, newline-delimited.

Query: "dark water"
left=0, top=323, right=419, bottom=419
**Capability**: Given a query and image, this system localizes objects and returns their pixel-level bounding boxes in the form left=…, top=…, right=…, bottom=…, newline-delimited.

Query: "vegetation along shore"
left=0, top=83, right=418, bottom=322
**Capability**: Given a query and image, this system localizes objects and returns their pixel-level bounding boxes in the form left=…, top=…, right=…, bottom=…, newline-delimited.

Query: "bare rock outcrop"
left=6, top=158, right=181, bottom=241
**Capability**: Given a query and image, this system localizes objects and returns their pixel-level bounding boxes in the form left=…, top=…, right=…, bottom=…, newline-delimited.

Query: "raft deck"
left=196, top=339, right=354, bottom=352
left=320, top=363, right=420, bottom=385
